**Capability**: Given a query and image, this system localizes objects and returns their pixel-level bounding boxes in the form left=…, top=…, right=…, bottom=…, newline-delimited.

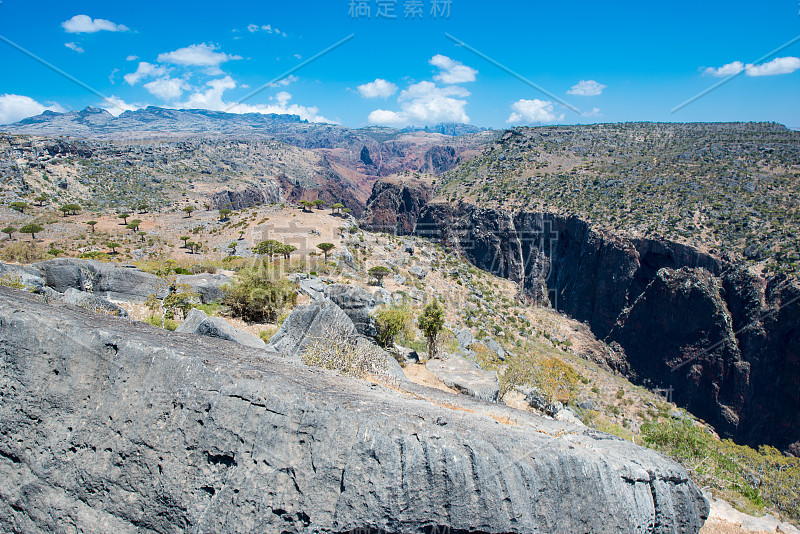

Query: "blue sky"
left=0, top=0, right=798, bottom=128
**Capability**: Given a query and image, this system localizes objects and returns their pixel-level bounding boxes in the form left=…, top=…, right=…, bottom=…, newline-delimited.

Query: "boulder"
left=409, top=265, right=427, bottom=279
left=60, top=288, right=129, bottom=318
left=267, top=300, right=356, bottom=358
left=483, top=338, right=506, bottom=361
left=456, top=328, right=475, bottom=351
left=324, top=284, right=378, bottom=338
left=33, top=258, right=166, bottom=302
left=394, top=344, right=420, bottom=364
left=176, top=273, right=232, bottom=304
left=175, top=308, right=265, bottom=350
left=426, top=354, right=501, bottom=403
left=297, top=277, right=325, bottom=301
left=0, top=262, right=44, bottom=291
left=335, top=246, right=355, bottom=269
left=555, top=407, right=586, bottom=427
left=524, top=387, right=563, bottom=416
left=0, top=287, right=710, bottom=533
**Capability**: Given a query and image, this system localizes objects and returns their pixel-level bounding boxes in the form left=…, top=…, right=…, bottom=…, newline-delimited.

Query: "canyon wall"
left=364, top=186, right=799, bottom=453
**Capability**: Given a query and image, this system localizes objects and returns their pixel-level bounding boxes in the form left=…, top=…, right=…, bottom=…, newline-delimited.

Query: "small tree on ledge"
left=368, top=266, right=391, bottom=286
left=417, top=299, right=445, bottom=360
left=317, top=242, right=335, bottom=263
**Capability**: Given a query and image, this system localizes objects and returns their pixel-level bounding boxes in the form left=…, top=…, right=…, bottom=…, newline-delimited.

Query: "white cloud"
left=269, top=75, right=298, bottom=87
left=703, top=61, right=745, bottom=77
left=581, top=107, right=603, bottom=118
left=64, top=42, right=84, bottom=53
left=745, top=57, right=800, bottom=77
left=567, top=79, right=605, bottom=96
left=62, top=14, right=128, bottom=33
left=506, top=99, right=563, bottom=124
left=100, top=96, right=140, bottom=116
left=243, top=24, right=286, bottom=36
left=124, top=62, right=168, bottom=85
left=126, top=55, right=138, bottom=61
left=144, top=78, right=190, bottom=101
left=293, top=53, right=302, bottom=60
left=703, top=57, right=800, bottom=78
left=430, top=54, right=477, bottom=84
left=368, top=81, right=471, bottom=125
left=173, top=77, right=333, bottom=123
left=157, top=43, right=242, bottom=75
left=0, top=94, right=65, bottom=124
left=357, top=79, right=398, bottom=99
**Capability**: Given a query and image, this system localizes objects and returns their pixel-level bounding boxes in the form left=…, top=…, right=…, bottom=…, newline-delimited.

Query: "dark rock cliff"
left=401, top=200, right=800, bottom=453
left=360, top=178, right=432, bottom=234
left=0, top=289, right=708, bottom=532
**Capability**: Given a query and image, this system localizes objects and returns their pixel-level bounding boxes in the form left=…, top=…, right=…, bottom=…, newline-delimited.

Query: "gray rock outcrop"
left=33, top=258, right=166, bottom=302
left=426, top=354, right=501, bottom=403
left=0, top=262, right=44, bottom=291
left=60, top=288, right=130, bottom=318
left=323, top=284, right=378, bottom=338
left=267, top=299, right=356, bottom=358
left=176, top=273, right=232, bottom=304
left=176, top=308, right=266, bottom=350
left=0, top=288, right=709, bottom=533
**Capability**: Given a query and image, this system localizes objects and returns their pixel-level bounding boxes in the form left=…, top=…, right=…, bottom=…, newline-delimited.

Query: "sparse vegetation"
left=302, top=327, right=389, bottom=380
left=373, top=301, right=414, bottom=348
left=417, top=299, right=445, bottom=360
left=222, top=259, right=295, bottom=322
left=642, top=419, right=800, bottom=523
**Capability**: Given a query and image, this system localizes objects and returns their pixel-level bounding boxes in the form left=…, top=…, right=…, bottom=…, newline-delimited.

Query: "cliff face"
left=409, top=201, right=800, bottom=453
left=360, top=178, right=432, bottom=234
left=0, top=289, right=709, bottom=533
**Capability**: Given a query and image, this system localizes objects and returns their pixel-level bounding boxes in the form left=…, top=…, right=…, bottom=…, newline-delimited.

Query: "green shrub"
left=642, top=419, right=800, bottom=522
left=222, top=259, right=295, bottom=322
left=373, top=302, right=415, bottom=348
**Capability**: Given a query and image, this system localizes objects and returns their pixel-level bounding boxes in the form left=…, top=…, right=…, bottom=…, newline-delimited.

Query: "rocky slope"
left=364, top=179, right=800, bottom=454
left=0, top=287, right=709, bottom=533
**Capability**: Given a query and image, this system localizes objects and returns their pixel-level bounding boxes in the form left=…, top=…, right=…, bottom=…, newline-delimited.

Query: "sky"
left=0, top=0, right=798, bottom=129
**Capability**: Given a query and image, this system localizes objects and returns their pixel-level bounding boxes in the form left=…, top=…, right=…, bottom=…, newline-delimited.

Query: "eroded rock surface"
left=0, top=288, right=709, bottom=533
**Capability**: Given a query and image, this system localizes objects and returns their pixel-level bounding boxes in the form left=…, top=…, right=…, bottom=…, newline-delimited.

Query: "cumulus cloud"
left=64, top=42, right=84, bottom=53
left=703, top=57, right=800, bottom=77
left=567, top=79, right=605, bottom=96
left=0, top=94, right=65, bottom=124
left=144, top=78, right=190, bottom=101
left=430, top=54, right=477, bottom=84
left=99, top=96, right=141, bottom=116
left=173, top=77, right=332, bottom=122
left=157, top=43, right=242, bottom=75
left=366, top=54, right=478, bottom=126
left=368, top=81, right=471, bottom=125
left=581, top=107, right=603, bottom=118
left=745, top=57, right=800, bottom=76
left=126, top=55, right=138, bottom=61
left=357, top=79, right=398, bottom=99
left=62, top=15, right=128, bottom=33
left=124, top=62, right=168, bottom=85
left=703, top=61, right=745, bottom=77
left=507, top=99, right=563, bottom=124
